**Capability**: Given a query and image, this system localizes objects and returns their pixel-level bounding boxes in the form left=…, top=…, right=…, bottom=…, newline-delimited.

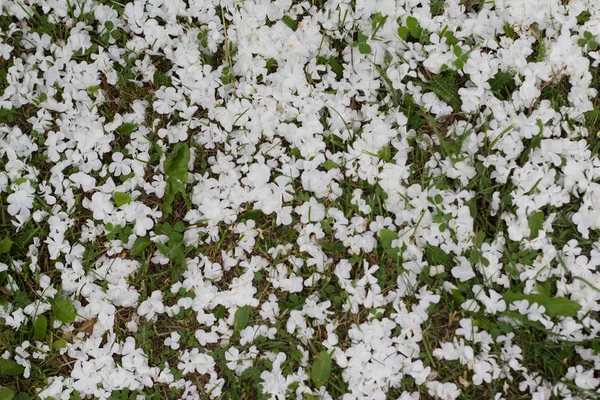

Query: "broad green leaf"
left=406, top=16, right=418, bottom=29
left=536, top=281, right=552, bottom=297
left=130, top=236, right=151, bottom=256
left=503, top=291, right=581, bottom=317
left=233, top=306, right=251, bottom=333
left=409, top=25, right=422, bottom=39
left=33, top=315, right=47, bottom=341
left=50, top=294, right=76, bottom=324
left=358, top=43, right=371, bottom=55
left=451, top=288, right=465, bottom=303
left=173, top=221, right=186, bottom=233
left=163, top=179, right=186, bottom=214
left=379, top=228, right=400, bottom=261
left=376, top=146, right=392, bottom=162
left=536, top=297, right=581, bottom=317
left=163, top=144, right=190, bottom=214
left=113, top=192, right=131, bottom=207
left=155, top=242, right=169, bottom=256
left=0, top=238, right=12, bottom=254
left=0, top=387, right=15, bottom=400
left=328, top=57, right=343, bottom=78
left=443, top=30, right=459, bottom=46
left=163, top=143, right=190, bottom=181
left=168, top=244, right=186, bottom=266
left=281, top=15, right=297, bottom=31
left=13, top=392, right=30, bottom=400
left=52, top=339, right=67, bottom=351
left=528, top=211, right=544, bottom=239
left=0, top=359, right=25, bottom=376
left=310, top=351, right=332, bottom=387
left=398, top=26, right=409, bottom=40
left=116, top=123, right=137, bottom=135
left=322, top=160, right=339, bottom=170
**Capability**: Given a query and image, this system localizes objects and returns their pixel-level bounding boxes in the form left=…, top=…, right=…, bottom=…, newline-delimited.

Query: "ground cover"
left=1, top=0, right=600, bottom=399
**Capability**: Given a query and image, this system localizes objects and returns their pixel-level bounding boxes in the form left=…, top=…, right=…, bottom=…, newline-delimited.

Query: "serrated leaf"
left=130, top=236, right=151, bottom=256
left=33, top=315, right=47, bottom=341
left=233, top=306, right=250, bottom=333
left=310, top=351, right=332, bottom=387
left=0, top=359, right=24, bottom=376
left=113, top=192, right=131, bottom=207
left=163, top=143, right=190, bottom=182
left=379, top=228, right=400, bottom=261
left=50, top=294, right=76, bottom=324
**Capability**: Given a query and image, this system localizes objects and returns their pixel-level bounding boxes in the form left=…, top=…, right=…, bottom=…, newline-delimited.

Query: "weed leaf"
left=310, top=351, right=332, bottom=387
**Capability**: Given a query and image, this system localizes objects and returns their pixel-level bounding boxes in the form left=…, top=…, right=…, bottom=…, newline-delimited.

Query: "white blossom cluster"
left=0, top=0, right=600, bottom=399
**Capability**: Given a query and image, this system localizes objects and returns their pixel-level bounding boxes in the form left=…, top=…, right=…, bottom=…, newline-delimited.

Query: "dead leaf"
left=459, top=375, right=471, bottom=388
left=74, top=318, right=96, bottom=337
left=0, top=286, right=12, bottom=298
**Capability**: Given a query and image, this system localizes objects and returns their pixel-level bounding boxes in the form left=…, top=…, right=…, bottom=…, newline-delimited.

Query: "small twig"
left=528, top=64, right=567, bottom=115
left=514, top=24, right=540, bottom=41
left=219, top=3, right=232, bottom=69
left=350, top=47, right=357, bottom=74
